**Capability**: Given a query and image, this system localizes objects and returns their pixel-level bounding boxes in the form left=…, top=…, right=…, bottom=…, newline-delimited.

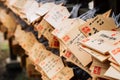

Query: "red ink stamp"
left=93, top=66, right=101, bottom=75
left=63, top=35, right=70, bottom=42
left=37, top=25, right=43, bottom=30
left=82, top=26, right=91, bottom=34
left=82, top=38, right=90, bottom=43
left=65, top=51, right=72, bottom=58
left=111, top=48, right=120, bottom=55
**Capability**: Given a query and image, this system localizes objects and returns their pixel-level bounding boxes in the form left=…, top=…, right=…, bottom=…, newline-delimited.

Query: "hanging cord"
left=78, top=7, right=99, bottom=21
left=112, top=12, right=120, bottom=27
left=70, top=4, right=82, bottom=18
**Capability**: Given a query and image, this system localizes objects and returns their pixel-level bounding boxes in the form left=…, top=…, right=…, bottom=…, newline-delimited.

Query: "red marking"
left=54, top=41, right=59, bottom=47
left=93, top=66, right=101, bottom=75
left=111, top=33, right=116, bottom=36
left=82, top=38, right=90, bottom=43
left=81, top=26, right=91, bottom=34
left=111, top=47, right=120, bottom=55
left=63, top=35, right=70, bottom=42
left=37, top=25, right=43, bottom=30
left=65, top=51, right=72, bottom=58
left=114, top=40, right=120, bottom=45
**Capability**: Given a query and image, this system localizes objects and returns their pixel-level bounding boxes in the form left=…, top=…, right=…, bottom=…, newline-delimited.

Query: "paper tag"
left=68, top=45, right=92, bottom=67
left=53, top=18, right=92, bottom=66
left=36, top=19, right=54, bottom=38
left=35, top=3, right=56, bottom=16
left=29, top=44, right=49, bottom=64
left=7, top=0, right=17, bottom=6
left=43, top=25, right=54, bottom=40
left=36, top=19, right=51, bottom=38
left=19, top=32, right=37, bottom=53
left=79, top=15, right=116, bottom=37
left=64, top=50, right=72, bottom=58
left=63, top=50, right=91, bottom=74
left=0, top=9, right=17, bottom=33
left=110, top=63, right=120, bottom=72
left=113, top=40, right=120, bottom=46
left=42, top=23, right=59, bottom=48
left=80, top=30, right=120, bottom=54
left=25, top=1, right=41, bottom=23
left=48, top=36, right=59, bottom=48
left=36, top=19, right=59, bottom=48
left=58, top=19, right=85, bottom=43
left=90, top=58, right=109, bottom=78
left=51, top=67, right=74, bottom=80
left=39, top=54, right=64, bottom=79
left=44, top=5, right=70, bottom=29
left=35, top=66, right=50, bottom=80
left=57, top=19, right=92, bottom=66
left=52, top=19, right=77, bottom=39
left=108, top=57, right=118, bottom=65
left=60, top=44, right=90, bottom=68
left=52, top=19, right=84, bottom=42
left=12, top=0, right=27, bottom=9
left=65, top=30, right=92, bottom=66
left=63, top=50, right=82, bottom=67
left=14, top=25, right=37, bottom=53
left=109, top=47, right=120, bottom=65
left=22, top=0, right=34, bottom=12
left=80, top=45, right=109, bottom=62
left=104, top=66, right=120, bottom=80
